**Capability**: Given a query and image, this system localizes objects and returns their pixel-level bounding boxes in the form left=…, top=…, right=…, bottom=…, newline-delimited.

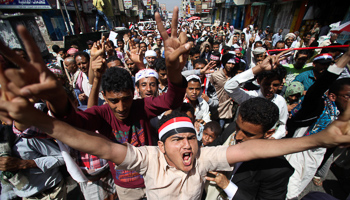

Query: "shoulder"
left=243, top=156, right=294, bottom=177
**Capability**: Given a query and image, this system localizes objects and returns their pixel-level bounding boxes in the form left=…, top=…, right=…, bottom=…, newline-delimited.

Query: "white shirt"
left=184, top=97, right=211, bottom=123
left=224, top=68, right=288, bottom=139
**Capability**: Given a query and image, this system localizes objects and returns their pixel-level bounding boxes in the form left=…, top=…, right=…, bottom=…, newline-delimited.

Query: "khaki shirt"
left=117, top=144, right=232, bottom=199
left=210, top=69, right=237, bottom=119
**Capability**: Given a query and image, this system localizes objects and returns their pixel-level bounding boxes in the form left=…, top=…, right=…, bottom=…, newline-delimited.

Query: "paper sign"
left=108, top=31, right=118, bottom=47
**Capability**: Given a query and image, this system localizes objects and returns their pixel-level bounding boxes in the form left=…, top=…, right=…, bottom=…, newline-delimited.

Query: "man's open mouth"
left=182, top=152, right=192, bottom=166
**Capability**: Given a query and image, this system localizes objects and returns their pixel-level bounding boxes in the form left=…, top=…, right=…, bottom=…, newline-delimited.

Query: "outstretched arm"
left=226, top=99, right=350, bottom=165
left=0, top=26, right=70, bottom=118
left=0, top=97, right=127, bottom=165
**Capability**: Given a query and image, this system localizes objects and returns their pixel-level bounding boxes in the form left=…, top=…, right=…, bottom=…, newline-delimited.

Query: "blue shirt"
left=293, top=70, right=315, bottom=91
left=11, top=137, right=65, bottom=197
left=272, top=33, right=283, bottom=47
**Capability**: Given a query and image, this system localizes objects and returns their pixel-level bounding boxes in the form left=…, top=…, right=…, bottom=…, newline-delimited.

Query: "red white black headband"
left=210, top=54, right=220, bottom=61
left=158, top=117, right=196, bottom=141
left=313, top=53, right=333, bottom=62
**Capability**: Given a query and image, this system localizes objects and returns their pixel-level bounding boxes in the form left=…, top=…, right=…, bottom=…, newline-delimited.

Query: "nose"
left=235, top=130, right=244, bottom=141
left=117, top=101, right=126, bottom=112
left=183, top=138, right=191, bottom=148
left=145, top=84, right=151, bottom=91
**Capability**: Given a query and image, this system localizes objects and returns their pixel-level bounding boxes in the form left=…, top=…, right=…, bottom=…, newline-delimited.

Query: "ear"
left=263, top=129, right=275, bottom=139
left=158, top=141, right=165, bottom=154
left=257, top=77, right=262, bottom=85
left=102, top=91, right=107, bottom=102
left=328, top=93, right=337, bottom=102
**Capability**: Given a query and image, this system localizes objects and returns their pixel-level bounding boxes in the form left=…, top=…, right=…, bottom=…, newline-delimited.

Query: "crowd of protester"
left=0, top=7, right=350, bottom=200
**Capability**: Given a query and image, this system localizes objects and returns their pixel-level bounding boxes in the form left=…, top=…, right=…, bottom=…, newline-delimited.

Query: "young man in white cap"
left=184, top=75, right=211, bottom=140
left=249, top=47, right=267, bottom=69
left=134, top=68, right=159, bottom=99
left=144, top=50, right=158, bottom=69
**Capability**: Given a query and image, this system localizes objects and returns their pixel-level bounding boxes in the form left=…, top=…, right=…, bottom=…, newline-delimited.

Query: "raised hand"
left=90, top=36, right=106, bottom=61
left=126, top=45, right=145, bottom=70
left=257, top=49, right=293, bottom=72
left=0, top=26, right=65, bottom=106
left=200, top=61, right=215, bottom=75
left=155, top=6, right=192, bottom=85
left=89, top=37, right=107, bottom=83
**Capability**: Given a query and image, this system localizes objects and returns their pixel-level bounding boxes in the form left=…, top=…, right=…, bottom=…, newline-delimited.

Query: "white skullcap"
left=284, top=33, right=296, bottom=41
left=145, top=50, right=157, bottom=57
left=252, top=47, right=266, bottom=55
left=135, top=69, right=159, bottom=83
left=186, top=75, right=201, bottom=84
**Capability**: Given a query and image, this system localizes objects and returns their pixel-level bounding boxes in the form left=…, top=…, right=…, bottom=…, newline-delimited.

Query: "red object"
left=266, top=45, right=349, bottom=54
left=187, top=16, right=200, bottom=22
left=166, top=28, right=171, bottom=35
left=330, top=21, right=350, bottom=34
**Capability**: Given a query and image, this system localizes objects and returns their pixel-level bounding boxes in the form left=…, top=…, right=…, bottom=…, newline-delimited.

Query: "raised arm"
left=226, top=98, right=350, bottom=165
left=155, top=7, right=192, bottom=87
left=0, top=97, right=127, bottom=165
left=0, top=26, right=70, bottom=118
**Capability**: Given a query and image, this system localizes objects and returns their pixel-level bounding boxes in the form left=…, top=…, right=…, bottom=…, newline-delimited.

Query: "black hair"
left=117, top=39, right=124, bottom=44
left=239, top=97, right=279, bottom=133
left=154, top=48, right=160, bottom=52
left=58, top=48, right=67, bottom=53
left=106, top=55, right=122, bottom=65
left=52, top=45, right=60, bottom=53
left=106, top=40, right=115, bottom=47
left=188, top=37, right=195, bottom=42
left=213, top=42, right=221, bottom=46
left=177, top=103, right=195, bottom=117
left=275, top=40, right=285, bottom=47
left=193, top=58, right=207, bottom=68
left=204, top=121, right=222, bottom=137
left=223, top=45, right=231, bottom=52
left=304, top=32, right=312, bottom=37
left=211, top=51, right=221, bottom=58
left=155, top=58, right=166, bottom=72
left=256, top=64, right=286, bottom=83
left=295, top=50, right=310, bottom=59
left=190, top=48, right=200, bottom=56
left=158, top=110, right=193, bottom=142
left=221, top=53, right=236, bottom=67
left=140, top=42, right=147, bottom=47
left=74, top=51, right=90, bottom=63
left=329, top=78, right=350, bottom=96
left=101, top=67, right=134, bottom=93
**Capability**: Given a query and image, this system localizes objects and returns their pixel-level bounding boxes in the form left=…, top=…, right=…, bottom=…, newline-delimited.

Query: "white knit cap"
left=145, top=50, right=157, bottom=57
left=135, top=69, right=159, bottom=83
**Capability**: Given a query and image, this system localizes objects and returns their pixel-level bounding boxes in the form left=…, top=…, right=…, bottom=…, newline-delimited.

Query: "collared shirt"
left=272, top=33, right=283, bottom=47
left=183, top=97, right=211, bottom=123
left=11, top=137, right=65, bottom=197
left=117, top=144, right=232, bottom=200
left=210, top=69, right=237, bottom=119
left=283, top=64, right=314, bottom=85
left=293, top=69, right=316, bottom=91
left=224, top=68, right=289, bottom=139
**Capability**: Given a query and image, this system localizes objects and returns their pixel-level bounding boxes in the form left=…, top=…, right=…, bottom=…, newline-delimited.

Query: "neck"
left=223, top=68, right=233, bottom=78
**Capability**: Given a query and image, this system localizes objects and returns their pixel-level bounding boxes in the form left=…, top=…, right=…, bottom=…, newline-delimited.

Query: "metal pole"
left=58, top=0, right=71, bottom=35
left=72, top=0, right=85, bottom=33
left=62, top=0, right=75, bottom=35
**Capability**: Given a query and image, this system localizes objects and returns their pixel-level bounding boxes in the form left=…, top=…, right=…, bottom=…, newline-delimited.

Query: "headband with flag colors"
left=158, top=117, right=196, bottom=141
left=313, top=53, right=333, bottom=62
left=210, top=54, right=220, bottom=61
